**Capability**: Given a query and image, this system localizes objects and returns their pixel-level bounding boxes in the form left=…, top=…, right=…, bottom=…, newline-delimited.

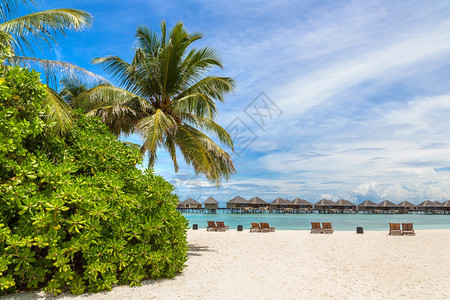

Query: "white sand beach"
left=5, top=229, right=450, bottom=300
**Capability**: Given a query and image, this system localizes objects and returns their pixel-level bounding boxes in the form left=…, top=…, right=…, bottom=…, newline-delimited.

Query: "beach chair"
left=389, top=223, right=401, bottom=235
left=322, top=222, right=334, bottom=234
left=207, top=221, right=217, bottom=231
left=216, top=221, right=230, bottom=231
left=310, top=222, right=322, bottom=234
left=260, top=222, right=275, bottom=232
left=401, top=223, right=415, bottom=235
left=250, top=222, right=261, bottom=232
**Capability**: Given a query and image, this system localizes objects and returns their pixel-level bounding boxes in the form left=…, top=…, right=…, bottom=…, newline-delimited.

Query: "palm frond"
left=92, top=56, right=142, bottom=94
left=59, top=76, right=88, bottom=106
left=0, top=9, right=92, bottom=55
left=87, top=105, right=142, bottom=137
left=0, top=31, right=13, bottom=55
left=78, top=85, right=149, bottom=136
left=182, top=115, right=234, bottom=150
left=135, top=25, right=160, bottom=57
left=163, top=134, right=179, bottom=172
left=175, top=124, right=235, bottom=185
left=0, top=0, right=34, bottom=21
left=174, top=93, right=217, bottom=118
left=180, top=76, right=235, bottom=103
left=7, top=55, right=107, bottom=88
left=45, top=86, right=73, bottom=135
left=137, top=109, right=177, bottom=166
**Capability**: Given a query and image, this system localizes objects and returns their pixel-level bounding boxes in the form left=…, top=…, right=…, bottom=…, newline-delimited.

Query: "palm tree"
left=0, top=0, right=100, bottom=134
left=76, top=21, right=236, bottom=185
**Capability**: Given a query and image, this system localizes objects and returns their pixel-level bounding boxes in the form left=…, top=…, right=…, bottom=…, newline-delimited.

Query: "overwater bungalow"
left=291, top=198, right=313, bottom=212
left=314, top=199, right=335, bottom=213
left=335, top=199, right=356, bottom=213
left=177, top=199, right=187, bottom=209
left=441, top=200, right=450, bottom=214
left=433, top=201, right=444, bottom=214
left=247, top=196, right=269, bottom=211
left=226, top=196, right=248, bottom=210
left=270, top=197, right=290, bottom=211
left=417, top=200, right=441, bottom=214
left=203, top=196, right=219, bottom=211
left=357, top=200, right=378, bottom=213
left=377, top=200, right=399, bottom=214
left=397, top=201, right=416, bottom=213
left=442, top=200, right=450, bottom=214
left=183, top=198, right=202, bottom=209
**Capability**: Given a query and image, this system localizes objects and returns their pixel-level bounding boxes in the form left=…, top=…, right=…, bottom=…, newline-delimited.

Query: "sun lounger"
left=207, top=221, right=216, bottom=231
left=322, top=222, right=334, bottom=234
left=401, top=223, right=415, bottom=235
left=206, top=221, right=225, bottom=232
left=250, top=222, right=261, bottom=232
left=260, top=222, right=275, bottom=232
left=389, top=223, right=401, bottom=235
left=216, top=221, right=230, bottom=230
left=310, top=222, right=322, bottom=234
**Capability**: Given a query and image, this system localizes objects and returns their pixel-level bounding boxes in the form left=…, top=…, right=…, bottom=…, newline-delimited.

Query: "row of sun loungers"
left=250, top=222, right=276, bottom=232
left=206, top=221, right=277, bottom=232
left=206, top=221, right=415, bottom=235
left=389, top=223, right=415, bottom=235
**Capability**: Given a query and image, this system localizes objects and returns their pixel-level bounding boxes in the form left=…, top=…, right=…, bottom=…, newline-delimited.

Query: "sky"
left=37, top=0, right=450, bottom=205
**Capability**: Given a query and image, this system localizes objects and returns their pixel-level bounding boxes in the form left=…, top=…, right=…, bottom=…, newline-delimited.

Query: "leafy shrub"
left=0, top=66, right=188, bottom=295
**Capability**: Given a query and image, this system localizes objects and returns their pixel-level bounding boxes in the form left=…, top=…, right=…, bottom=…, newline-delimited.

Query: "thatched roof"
left=377, top=200, right=397, bottom=207
left=203, top=196, right=218, bottom=204
left=227, top=196, right=248, bottom=204
left=314, top=199, right=335, bottom=206
left=291, top=198, right=312, bottom=206
left=270, top=197, right=290, bottom=205
left=358, top=200, right=377, bottom=207
left=248, top=196, right=268, bottom=204
left=335, top=199, right=356, bottom=207
left=418, top=200, right=441, bottom=207
left=398, top=201, right=415, bottom=208
left=183, top=198, right=201, bottom=205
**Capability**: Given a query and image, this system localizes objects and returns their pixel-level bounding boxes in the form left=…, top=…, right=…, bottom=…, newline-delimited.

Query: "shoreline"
left=5, top=229, right=450, bottom=300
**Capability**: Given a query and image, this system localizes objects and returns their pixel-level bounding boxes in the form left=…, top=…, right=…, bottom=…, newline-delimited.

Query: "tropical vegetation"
left=0, top=0, right=101, bottom=135
left=0, top=63, right=188, bottom=295
left=75, top=21, right=236, bottom=185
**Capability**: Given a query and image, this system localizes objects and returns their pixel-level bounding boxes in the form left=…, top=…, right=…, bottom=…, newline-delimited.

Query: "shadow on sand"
left=188, top=243, right=215, bottom=257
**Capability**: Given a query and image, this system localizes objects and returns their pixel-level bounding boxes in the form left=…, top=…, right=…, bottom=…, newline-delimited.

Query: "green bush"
left=0, top=66, right=189, bottom=295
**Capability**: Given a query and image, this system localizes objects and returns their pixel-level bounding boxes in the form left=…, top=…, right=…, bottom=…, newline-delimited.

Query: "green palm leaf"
left=0, top=0, right=33, bottom=20
left=182, top=114, right=234, bottom=150
left=175, top=124, right=235, bottom=185
left=78, top=85, right=150, bottom=136
left=137, top=109, right=177, bottom=166
left=8, top=56, right=106, bottom=86
left=0, top=9, right=92, bottom=55
left=45, top=86, right=73, bottom=135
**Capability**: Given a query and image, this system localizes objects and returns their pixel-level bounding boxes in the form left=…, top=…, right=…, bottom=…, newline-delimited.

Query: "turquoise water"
left=182, top=212, right=450, bottom=231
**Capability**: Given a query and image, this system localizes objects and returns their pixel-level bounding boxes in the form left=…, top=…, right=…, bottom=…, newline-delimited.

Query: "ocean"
left=182, top=212, right=450, bottom=231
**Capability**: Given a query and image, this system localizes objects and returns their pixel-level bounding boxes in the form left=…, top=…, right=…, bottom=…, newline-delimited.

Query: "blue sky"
left=38, top=0, right=450, bottom=204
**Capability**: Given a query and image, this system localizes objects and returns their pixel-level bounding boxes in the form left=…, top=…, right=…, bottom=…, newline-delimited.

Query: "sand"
left=4, top=229, right=450, bottom=300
